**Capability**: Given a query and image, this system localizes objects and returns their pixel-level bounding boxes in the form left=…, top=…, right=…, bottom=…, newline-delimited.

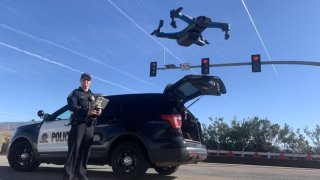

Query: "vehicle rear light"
left=189, top=152, right=198, bottom=158
left=161, top=114, right=182, bottom=129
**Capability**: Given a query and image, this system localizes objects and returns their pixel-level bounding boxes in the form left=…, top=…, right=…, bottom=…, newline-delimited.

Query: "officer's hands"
left=88, top=109, right=97, bottom=116
left=87, top=109, right=102, bottom=116
left=96, top=108, right=102, bottom=116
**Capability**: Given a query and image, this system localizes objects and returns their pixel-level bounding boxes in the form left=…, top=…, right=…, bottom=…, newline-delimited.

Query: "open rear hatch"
left=163, top=75, right=226, bottom=103
left=163, top=75, right=226, bottom=142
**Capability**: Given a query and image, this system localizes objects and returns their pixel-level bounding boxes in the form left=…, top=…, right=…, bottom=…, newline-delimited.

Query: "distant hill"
left=0, top=121, right=40, bottom=154
left=0, top=121, right=38, bottom=131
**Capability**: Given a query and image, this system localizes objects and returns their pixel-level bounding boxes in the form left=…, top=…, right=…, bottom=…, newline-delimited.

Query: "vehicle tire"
left=111, top=142, right=148, bottom=179
left=154, top=166, right=179, bottom=175
left=8, top=141, right=40, bottom=171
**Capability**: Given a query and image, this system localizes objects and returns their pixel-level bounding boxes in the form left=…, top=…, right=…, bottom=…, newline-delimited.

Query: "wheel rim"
left=14, top=147, right=34, bottom=167
left=162, top=167, right=171, bottom=171
left=115, top=148, right=138, bottom=174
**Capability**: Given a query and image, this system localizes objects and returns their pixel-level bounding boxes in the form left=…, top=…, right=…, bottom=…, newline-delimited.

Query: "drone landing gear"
left=200, top=34, right=210, bottom=45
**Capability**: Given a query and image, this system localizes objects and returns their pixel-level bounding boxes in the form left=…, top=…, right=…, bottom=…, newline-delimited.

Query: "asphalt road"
left=0, top=155, right=319, bottom=180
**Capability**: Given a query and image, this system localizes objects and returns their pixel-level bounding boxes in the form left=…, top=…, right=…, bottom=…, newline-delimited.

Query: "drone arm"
left=170, top=7, right=193, bottom=24
left=207, top=22, right=220, bottom=28
left=154, top=32, right=179, bottom=39
left=176, top=13, right=194, bottom=24
left=208, top=22, right=230, bottom=40
left=208, top=22, right=230, bottom=30
left=170, top=13, right=193, bottom=28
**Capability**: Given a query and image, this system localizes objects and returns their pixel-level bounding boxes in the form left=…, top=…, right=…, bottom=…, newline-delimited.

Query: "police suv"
left=7, top=75, right=226, bottom=178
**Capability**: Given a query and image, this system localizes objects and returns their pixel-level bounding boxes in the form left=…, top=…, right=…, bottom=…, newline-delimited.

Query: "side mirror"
left=37, top=110, right=45, bottom=118
left=37, top=110, right=50, bottom=121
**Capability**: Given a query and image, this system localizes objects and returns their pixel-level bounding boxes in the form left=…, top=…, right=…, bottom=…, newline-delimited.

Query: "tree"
left=247, top=117, right=274, bottom=152
left=271, top=124, right=310, bottom=153
left=229, top=118, right=251, bottom=151
left=304, top=125, right=320, bottom=153
left=202, top=117, right=231, bottom=150
left=295, top=128, right=312, bottom=153
left=202, top=117, right=312, bottom=153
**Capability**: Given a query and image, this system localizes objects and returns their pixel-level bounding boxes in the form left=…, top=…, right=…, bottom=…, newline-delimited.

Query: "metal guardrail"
left=207, top=150, right=320, bottom=160
left=206, top=150, right=320, bottom=168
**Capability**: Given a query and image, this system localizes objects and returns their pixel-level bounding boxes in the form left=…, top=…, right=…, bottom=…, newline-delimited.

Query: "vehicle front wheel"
left=111, top=142, right=148, bottom=179
left=154, top=166, right=179, bottom=175
left=8, top=141, right=40, bottom=171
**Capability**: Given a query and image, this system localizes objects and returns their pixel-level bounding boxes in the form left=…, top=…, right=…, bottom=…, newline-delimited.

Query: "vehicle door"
left=37, top=105, right=71, bottom=153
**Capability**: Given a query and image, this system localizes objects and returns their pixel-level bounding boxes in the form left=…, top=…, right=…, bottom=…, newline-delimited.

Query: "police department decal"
left=40, top=133, right=48, bottom=143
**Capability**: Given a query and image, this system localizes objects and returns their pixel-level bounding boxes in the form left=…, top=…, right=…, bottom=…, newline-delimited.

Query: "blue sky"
left=0, top=0, right=319, bottom=130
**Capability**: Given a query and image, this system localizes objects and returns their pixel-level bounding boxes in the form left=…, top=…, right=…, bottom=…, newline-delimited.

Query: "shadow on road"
left=0, top=166, right=177, bottom=180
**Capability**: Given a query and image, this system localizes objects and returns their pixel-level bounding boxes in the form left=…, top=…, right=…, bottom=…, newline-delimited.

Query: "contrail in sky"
left=108, top=0, right=198, bottom=74
left=0, top=23, right=158, bottom=88
left=241, top=0, right=278, bottom=77
left=0, top=42, right=138, bottom=93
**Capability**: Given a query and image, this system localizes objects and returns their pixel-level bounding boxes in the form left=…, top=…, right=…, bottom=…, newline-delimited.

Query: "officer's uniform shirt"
left=67, top=87, right=95, bottom=124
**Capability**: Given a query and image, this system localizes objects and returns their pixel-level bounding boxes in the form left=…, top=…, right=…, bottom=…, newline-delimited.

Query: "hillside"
left=0, top=121, right=36, bottom=131
left=0, top=121, right=38, bottom=154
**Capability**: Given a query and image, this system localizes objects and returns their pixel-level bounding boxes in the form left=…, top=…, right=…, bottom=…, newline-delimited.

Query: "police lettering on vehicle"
left=51, top=132, right=68, bottom=142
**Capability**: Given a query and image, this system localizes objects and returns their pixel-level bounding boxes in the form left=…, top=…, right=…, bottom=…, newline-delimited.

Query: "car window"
left=97, top=97, right=123, bottom=123
left=178, top=82, right=198, bottom=97
left=56, top=110, right=71, bottom=121
left=121, top=94, right=174, bottom=116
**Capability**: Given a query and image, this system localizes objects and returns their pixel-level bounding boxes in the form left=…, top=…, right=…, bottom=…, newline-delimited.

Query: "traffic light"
left=251, top=54, right=261, bottom=72
left=201, top=58, right=210, bottom=74
left=150, top=61, right=157, bottom=77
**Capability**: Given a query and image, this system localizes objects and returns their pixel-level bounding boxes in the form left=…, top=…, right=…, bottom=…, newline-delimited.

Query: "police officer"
left=63, top=73, right=101, bottom=180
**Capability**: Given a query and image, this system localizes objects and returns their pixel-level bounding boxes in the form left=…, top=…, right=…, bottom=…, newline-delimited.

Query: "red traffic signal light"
left=201, top=58, right=210, bottom=74
left=252, top=55, right=260, bottom=61
left=251, top=54, right=261, bottom=72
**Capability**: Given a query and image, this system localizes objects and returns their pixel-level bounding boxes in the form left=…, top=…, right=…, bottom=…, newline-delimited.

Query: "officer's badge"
left=90, top=95, right=95, bottom=102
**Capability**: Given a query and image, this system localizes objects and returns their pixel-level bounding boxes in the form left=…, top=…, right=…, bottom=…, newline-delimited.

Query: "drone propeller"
left=220, top=23, right=230, bottom=40
left=224, top=31, right=230, bottom=40
left=169, top=7, right=183, bottom=29
left=159, top=20, right=164, bottom=29
left=170, top=7, right=183, bottom=19
left=151, top=20, right=164, bottom=35
left=170, top=19, right=177, bottom=29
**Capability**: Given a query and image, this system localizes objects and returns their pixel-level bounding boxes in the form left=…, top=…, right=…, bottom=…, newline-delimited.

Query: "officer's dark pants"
left=63, top=122, right=94, bottom=180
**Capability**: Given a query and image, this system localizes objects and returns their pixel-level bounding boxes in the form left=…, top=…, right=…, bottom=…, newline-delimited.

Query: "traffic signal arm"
left=152, top=60, right=320, bottom=75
